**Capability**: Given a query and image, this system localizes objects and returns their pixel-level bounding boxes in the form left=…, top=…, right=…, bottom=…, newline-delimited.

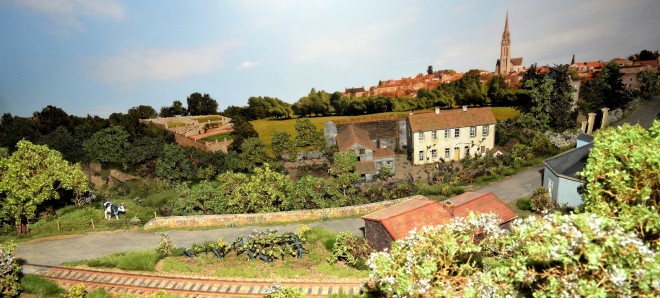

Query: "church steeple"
left=498, top=12, right=511, bottom=75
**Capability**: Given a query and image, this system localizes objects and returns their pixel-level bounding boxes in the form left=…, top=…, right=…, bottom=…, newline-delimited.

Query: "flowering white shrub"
left=367, top=213, right=660, bottom=297
left=0, top=242, right=21, bottom=297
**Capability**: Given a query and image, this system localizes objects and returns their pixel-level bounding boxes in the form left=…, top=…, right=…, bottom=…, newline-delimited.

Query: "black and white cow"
left=103, top=201, right=126, bottom=219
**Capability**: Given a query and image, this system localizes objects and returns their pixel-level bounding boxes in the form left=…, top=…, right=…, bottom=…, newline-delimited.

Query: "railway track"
left=27, top=264, right=363, bottom=297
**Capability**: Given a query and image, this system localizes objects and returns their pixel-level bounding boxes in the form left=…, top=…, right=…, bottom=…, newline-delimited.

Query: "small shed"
left=543, top=143, right=593, bottom=207
left=362, top=192, right=517, bottom=251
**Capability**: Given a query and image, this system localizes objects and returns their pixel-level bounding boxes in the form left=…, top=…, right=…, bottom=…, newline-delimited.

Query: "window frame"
left=432, top=130, right=437, bottom=140
left=444, top=148, right=450, bottom=159
left=419, top=132, right=425, bottom=141
left=418, top=150, right=424, bottom=161
left=482, top=125, right=489, bottom=136
left=470, top=126, right=476, bottom=137
left=444, top=129, right=450, bottom=139
left=454, top=128, right=460, bottom=138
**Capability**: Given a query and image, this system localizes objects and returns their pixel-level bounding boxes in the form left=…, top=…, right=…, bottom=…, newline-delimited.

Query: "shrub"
left=0, top=242, right=21, bottom=297
left=515, top=198, right=532, bottom=211
left=263, top=283, right=307, bottom=298
left=63, top=284, right=86, bottom=298
left=155, top=233, right=174, bottom=257
left=328, top=232, right=373, bottom=269
left=530, top=187, right=555, bottom=212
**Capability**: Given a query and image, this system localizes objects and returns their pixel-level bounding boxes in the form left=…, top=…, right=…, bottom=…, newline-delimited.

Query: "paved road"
left=16, top=96, right=660, bottom=273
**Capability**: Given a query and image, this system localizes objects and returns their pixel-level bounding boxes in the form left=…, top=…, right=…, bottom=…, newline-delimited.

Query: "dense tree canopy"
left=186, top=92, right=218, bottom=116
left=294, top=118, right=325, bottom=150
left=159, top=100, right=187, bottom=117
left=578, top=61, right=631, bottom=114
left=0, top=140, right=87, bottom=233
left=247, top=96, right=292, bottom=119
left=83, top=125, right=130, bottom=165
left=580, top=121, right=660, bottom=249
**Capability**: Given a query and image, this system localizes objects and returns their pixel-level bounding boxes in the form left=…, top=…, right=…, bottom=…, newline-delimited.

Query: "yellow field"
left=251, top=107, right=518, bottom=153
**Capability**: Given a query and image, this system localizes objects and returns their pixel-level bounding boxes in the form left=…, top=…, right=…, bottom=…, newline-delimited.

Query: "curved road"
left=16, top=96, right=660, bottom=274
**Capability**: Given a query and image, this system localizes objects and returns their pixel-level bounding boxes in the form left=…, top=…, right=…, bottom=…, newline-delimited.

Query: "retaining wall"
left=143, top=195, right=421, bottom=230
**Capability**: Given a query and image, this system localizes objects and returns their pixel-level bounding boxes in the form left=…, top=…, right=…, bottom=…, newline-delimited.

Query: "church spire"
left=504, top=11, right=509, bottom=33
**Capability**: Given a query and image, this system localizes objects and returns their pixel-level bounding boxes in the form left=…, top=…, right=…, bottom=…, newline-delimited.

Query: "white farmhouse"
left=407, top=106, right=496, bottom=165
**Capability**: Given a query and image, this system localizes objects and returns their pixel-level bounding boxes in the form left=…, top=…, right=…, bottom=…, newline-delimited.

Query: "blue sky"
left=1, top=0, right=658, bottom=118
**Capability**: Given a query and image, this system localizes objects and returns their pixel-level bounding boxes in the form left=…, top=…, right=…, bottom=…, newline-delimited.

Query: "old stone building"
left=335, top=125, right=396, bottom=182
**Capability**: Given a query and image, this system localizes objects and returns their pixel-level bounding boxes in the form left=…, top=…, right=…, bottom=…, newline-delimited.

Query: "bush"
left=263, top=283, right=307, bottom=298
left=0, top=242, right=21, bottom=297
left=155, top=233, right=174, bottom=257
left=63, top=284, right=86, bottom=298
left=515, top=198, right=532, bottom=211
left=328, top=233, right=373, bottom=269
left=530, top=187, right=555, bottom=212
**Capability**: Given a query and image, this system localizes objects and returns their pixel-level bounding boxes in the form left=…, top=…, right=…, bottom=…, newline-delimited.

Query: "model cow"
left=103, top=201, right=126, bottom=219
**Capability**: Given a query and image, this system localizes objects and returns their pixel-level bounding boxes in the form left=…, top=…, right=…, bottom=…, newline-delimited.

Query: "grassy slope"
left=251, top=107, right=519, bottom=153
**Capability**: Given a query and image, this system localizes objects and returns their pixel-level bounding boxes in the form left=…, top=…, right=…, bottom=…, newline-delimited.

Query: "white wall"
left=410, top=124, right=495, bottom=165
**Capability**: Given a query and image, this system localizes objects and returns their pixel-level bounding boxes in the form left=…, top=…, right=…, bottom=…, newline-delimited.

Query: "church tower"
left=498, top=12, right=511, bottom=75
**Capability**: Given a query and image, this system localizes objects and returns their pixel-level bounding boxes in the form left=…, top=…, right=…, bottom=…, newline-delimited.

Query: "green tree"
left=159, top=100, right=187, bottom=117
left=186, top=92, right=218, bottom=116
left=637, top=69, right=659, bottom=98
left=32, top=105, right=71, bottom=134
left=155, top=144, right=193, bottom=181
left=228, top=117, right=258, bottom=152
left=237, top=137, right=273, bottom=172
left=37, top=126, right=83, bottom=162
left=172, top=181, right=226, bottom=215
left=427, top=65, right=434, bottom=75
left=580, top=121, right=660, bottom=249
left=514, top=76, right=554, bottom=130
left=0, top=140, right=87, bottom=234
left=83, top=125, right=130, bottom=165
left=548, top=64, right=577, bottom=131
left=271, top=130, right=297, bottom=161
left=217, top=163, right=290, bottom=213
left=329, top=151, right=359, bottom=201
left=578, top=62, right=631, bottom=114
left=294, top=118, right=325, bottom=150
left=486, top=75, right=515, bottom=106
left=0, top=114, right=40, bottom=149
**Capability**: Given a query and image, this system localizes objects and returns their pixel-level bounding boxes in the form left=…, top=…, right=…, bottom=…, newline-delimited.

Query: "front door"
left=454, top=147, right=460, bottom=161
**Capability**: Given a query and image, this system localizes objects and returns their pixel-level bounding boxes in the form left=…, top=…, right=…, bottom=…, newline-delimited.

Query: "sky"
left=0, top=0, right=658, bottom=118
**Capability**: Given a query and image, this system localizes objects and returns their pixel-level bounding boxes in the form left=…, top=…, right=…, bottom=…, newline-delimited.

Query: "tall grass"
left=20, top=274, right=65, bottom=297
left=83, top=250, right=161, bottom=271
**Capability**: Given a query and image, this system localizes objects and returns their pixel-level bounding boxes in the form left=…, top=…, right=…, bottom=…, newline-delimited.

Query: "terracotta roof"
left=362, top=197, right=452, bottom=240
left=332, top=113, right=407, bottom=125
left=357, top=160, right=376, bottom=175
left=374, top=147, right=395, bottom=159
left=611, top=58, right=631, bottom=63
left=336, top=125, right=374, bottom=152
left=510, top=57, right=523, bottom=66
left=445, top=192, right=518, bottom=223
left=407, top=107, right=496, bottom=132
left=362, top=192, right=517, bottom=240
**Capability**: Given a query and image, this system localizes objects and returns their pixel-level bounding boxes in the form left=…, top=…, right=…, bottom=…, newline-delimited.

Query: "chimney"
left=601, top=107, right=610, bottom=129
left=580, top=121, right=587, bottom=133
left=434, top=107, right=440, bottom=114
left=587, top=112, right=596, bottom=135
left=462, top=105, right=467, bottom=112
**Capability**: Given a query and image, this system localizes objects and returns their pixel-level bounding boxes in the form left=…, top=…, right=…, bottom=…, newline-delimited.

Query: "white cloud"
left=6, top=0, right=124, bottom=30
left=89, top=41, right=243, bottom=87
left=236, top=60, right=261, bottom=70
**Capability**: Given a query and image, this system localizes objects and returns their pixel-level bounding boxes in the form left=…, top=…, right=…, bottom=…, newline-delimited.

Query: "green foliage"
left=328, top=232, right=373, bottom=269
left=83, top=125, right=130, bottom=164
left=236, top=137, right=275, bottom=172
left=637, top=69, right=659, bottom=98
left=155, top=144, right=193, bottom=181
left=0, top=242, right=21, bottom=297
left=263, top=283, right=307, bottom=298
left=159, top=100, right=187, bottom=117
left=548, top=64, right=578, bottom=131
left=63, top=284, right=86, bottom=298
left=515, top=198, right=532, bottom=211
left=186, top=92, right=218, bottom=116
left=155, top=233, right=174, bottom=257
left=294, top=118, right=326, bottom=150
left=580, top=121, right=660, bottom=249
left=292, top=88, right=332, bottom=117
left=172, top=181, right=225, bottom=215
left=271, top=130, right=297, bottom=161
left=19, top=274, right=65, bottom=297
left=0, top=140, right=87, bottom=233
left=578, top=61, right=632, bottom=114
left=367, top=213, right=660, bottom=297
left=247, top=96, right=292, bottom=119
left=85, top=250, right=161, bottom=271
left=329, top=151, right=359, bottom=201
left=217, top=163, right=290, bottom=213
left=514, top=74, right=554, bottom=130
left=530, top=187, right=555, bottom=212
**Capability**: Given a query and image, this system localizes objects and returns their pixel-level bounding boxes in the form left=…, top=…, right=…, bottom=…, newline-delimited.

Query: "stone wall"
left=174, top=133, right=231, bottom=153
left=143, top=195, right=422, bottom=230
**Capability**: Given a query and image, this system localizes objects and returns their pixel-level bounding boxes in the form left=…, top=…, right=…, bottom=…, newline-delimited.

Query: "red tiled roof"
left=374, top=147, right=395, bottom=159
left=445, top=192, right=518, bottom=223
left=407, top=107, right=496, bottom=132
left=357, top=160, right=376, bottom=175
left=362, top=192, right=517, bottom=240
left=332, top=114, right=407, bottom=125
left=362, top=197, right=452, bottom=240
left=336, top=125, right=374, bottom=152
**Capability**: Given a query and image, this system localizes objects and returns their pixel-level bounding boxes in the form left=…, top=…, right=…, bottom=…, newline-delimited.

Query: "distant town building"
left=495, top=12, right=524, bottom=75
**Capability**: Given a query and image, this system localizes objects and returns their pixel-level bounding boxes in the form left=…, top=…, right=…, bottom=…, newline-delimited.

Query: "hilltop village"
left=1, top=13, right=659, bottom=298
